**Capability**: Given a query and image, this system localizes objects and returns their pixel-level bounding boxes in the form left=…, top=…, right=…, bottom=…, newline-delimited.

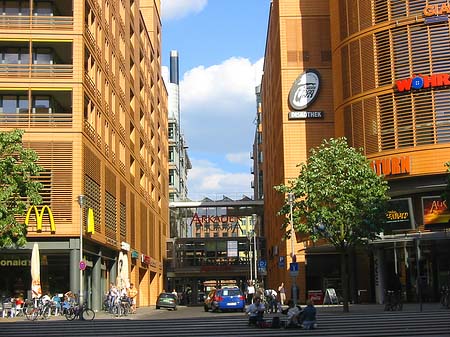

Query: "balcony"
left=0, top=90, right=72, bottom=128
left=0, top=15, right=73, bottom=30
left=0, top=41, right=73, bottom=78
left=0, top=1, right=73, bottom=30
left=0, top=64, right=73, bottom=78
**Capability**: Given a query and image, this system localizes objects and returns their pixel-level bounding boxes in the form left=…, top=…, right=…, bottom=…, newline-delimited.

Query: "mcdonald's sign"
left=25, top=205, right=56, bottom=232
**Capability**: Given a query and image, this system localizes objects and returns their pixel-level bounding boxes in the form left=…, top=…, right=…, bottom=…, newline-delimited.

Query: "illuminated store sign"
left=0, top=259, right=31, bottom=267
left=25, top=205, right=56, bottom=232
left=288, top=111, right=323, bottom=120
left=191, top=213, right=240, bottom=226
left=422, top=196, right=450, bottom=229
left=423, top=3, right=450, bottom=23
left=385, top=198, right=414, bottom=233
left=191, top=213, right=243, bottom=234
left=288, top=69, right=322, bottom=119
left=396, top=73, right=450, bottom=92
left=371, top=156, right=410, bottom=176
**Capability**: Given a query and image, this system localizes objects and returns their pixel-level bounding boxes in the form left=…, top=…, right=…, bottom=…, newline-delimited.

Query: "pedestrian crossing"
left=0, top=308, right=449, bottom=336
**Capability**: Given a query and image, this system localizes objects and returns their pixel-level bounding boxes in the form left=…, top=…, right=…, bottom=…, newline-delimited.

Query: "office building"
left=259, top=0, right=450, bottom=304
left=0, top=0, right=168, bottom=310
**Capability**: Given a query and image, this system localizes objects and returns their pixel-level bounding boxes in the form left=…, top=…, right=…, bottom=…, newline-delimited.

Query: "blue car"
left=213, top=287, right=245, bottom=312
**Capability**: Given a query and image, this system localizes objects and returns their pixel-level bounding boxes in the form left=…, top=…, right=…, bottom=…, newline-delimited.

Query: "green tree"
left=276, top=138, right=390, bottom=312
left=0, top=129, right=43, bottom=247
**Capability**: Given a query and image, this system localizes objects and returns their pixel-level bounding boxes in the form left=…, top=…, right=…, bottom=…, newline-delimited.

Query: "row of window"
left=0, top=48, right=54, bottom=64
left=0, top=94, right=66, bottom=113
left=0, top=0, right=55, bottom=16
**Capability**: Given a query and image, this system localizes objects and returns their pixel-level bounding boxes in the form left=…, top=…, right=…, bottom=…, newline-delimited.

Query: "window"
left=34, top=1, right=53, bottom=16
left=33, top=48, right=53, bottom=64
left=2, top=95, right=18, bottom=113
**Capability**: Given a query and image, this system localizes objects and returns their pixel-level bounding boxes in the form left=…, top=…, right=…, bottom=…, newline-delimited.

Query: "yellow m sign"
left=25, top=205, right=56, bottom=232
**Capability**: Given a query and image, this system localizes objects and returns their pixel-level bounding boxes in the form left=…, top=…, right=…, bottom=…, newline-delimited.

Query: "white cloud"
left=179, top=57, right=263, bottom=155
left=188, top=159, right=253, bottom=198
left=180, top=57, right=263, bottom=115
left=164, top=57, right=263, bottom=198
left=161, top=0, right=208, bottom=21
left=226, top=152, right=251, bottom=165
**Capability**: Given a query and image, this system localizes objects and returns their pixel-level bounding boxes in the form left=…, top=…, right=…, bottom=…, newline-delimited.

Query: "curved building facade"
left=331, top=0, right=450, bottom=302
left=261, top=0, right=450, bottom=305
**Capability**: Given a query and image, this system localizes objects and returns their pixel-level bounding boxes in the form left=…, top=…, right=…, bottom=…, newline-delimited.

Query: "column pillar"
left=69, top=241, right=79, bottom=295
left=92, top=252, right=102, bottom=312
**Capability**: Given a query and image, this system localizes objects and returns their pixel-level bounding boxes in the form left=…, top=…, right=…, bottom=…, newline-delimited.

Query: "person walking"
left=278, top=282, right=286, bottom=305
left=127, top=283, right=138, bottom=313
left=247, top=281, right=255, bottom=304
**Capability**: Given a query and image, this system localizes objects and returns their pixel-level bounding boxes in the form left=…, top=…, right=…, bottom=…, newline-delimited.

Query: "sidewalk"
left=267, top=302, right=447, bottom=315
left=1, top=302, right=447, bottom=322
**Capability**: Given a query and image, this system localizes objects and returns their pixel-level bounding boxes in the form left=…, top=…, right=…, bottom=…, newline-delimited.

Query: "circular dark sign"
left=288, top=69, right=321, bottom=110
left=79, top=260, right=86, bottom=271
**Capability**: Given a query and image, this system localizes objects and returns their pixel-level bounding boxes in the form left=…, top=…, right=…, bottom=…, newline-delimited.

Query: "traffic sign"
left=278, top=256, right=285, bottom=268
left=289, top=262, right=299, bottom=276
left=258, top=259, right=267, bottom=269
left=80, top=260, right=86, bottom=271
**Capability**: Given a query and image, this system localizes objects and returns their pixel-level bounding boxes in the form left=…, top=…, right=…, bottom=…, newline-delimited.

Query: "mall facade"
left=260, top=0, right=450, bottom=304
left=0, top=0, right=168, bottom=311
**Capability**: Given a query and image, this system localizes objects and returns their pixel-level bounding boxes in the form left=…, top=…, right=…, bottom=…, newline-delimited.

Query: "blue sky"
left=161, top=0, right=271, bottom=200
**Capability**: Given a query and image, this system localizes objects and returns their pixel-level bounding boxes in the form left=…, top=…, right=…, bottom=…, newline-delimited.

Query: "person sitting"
left=286, top=300, right=302, bottom=328
left=52, top=294, right=61, bottom=316
left=246, top=296, right=265, bottom=326
left=301, top=299, right=317, bottom=329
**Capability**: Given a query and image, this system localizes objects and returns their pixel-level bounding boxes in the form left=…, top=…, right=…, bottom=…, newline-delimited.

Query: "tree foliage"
left=0, top=129, right=43, bottom=247
left=277, top=137, right=390, bottom=248
left=276, top=137, right=390, bottom=311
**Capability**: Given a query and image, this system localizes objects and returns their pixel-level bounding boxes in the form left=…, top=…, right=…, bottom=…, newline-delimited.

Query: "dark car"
left=156, top=292, right=177, bottom=310
left=204, top=287, right=245, bottom=312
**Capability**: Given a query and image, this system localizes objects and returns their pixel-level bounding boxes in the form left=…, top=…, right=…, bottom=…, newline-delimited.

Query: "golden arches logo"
left=25, top=205, right=56, bottom=232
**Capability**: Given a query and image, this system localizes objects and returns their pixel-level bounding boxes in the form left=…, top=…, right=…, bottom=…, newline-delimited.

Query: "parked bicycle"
left=25, top=298, right=52, bottom=321
left=384, top=290, right=402, bottom=311
left=64, top=302, right=95, bottom=321
left=112, top=296, right=131, bottom=317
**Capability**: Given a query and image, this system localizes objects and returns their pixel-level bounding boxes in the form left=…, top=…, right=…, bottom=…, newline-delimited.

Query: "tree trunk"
left=340, top=250, right=350, bottom=312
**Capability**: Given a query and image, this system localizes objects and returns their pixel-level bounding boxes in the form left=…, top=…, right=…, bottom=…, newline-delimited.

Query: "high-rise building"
left=259, top=0, right=450, bottom=304
left=260, top=0, right=334, bottom=303
left=0, top=0, right=168, bottom=310
left=167, top=50, right=191, bottom=239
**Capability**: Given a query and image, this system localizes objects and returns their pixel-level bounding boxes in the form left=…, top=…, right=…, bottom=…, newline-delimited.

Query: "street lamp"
left=288, top=192, right=298, bottom=305
left=246, top=229, right=253, bottom=283
left=252, top=214, right=258, bottom=283
left=77, top=194, right=86, bottom=305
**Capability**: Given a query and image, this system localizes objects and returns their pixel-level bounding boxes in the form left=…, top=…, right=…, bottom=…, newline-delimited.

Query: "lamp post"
left=252, top=214, right=258, bottom=283
left=77, top=194, right=86, bottom=305
left=247, top=229, right=253, bottom=283
left=288, top=192, right=298, bottom=305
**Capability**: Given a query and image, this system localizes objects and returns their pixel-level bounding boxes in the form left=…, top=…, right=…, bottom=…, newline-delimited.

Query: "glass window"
left=21, top=1, right=30, bottom=15
left=2, top=96, right=17, bottom=113
left=34, top=48, right=53, bottom=64
left=33, top=96, right=50, bottom=109
left=4, top=1, right=19, bottom=15
left=18, top=96, right=28, bottom=113
left=20, top=48, right=30, bottom=64
left=4, top=48, right=19, bottom=64
left=34, top=1, right=53, bottom=16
